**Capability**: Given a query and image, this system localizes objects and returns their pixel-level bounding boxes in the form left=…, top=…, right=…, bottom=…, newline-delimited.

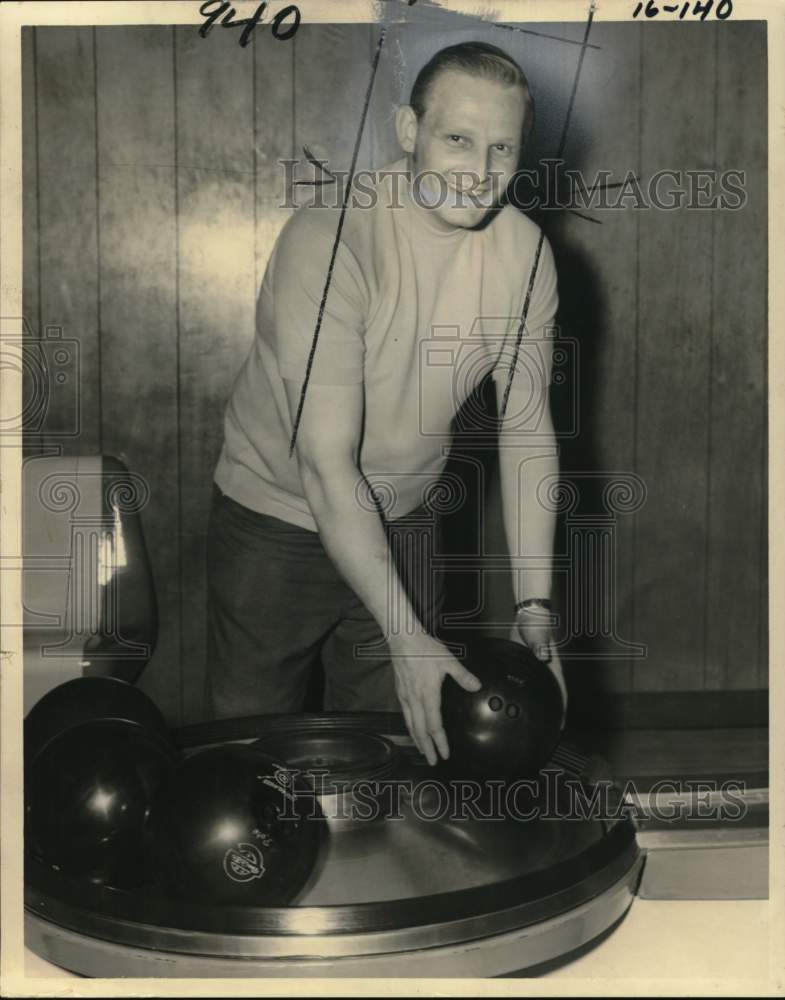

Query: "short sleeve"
left=271, top=212, right=368, bottom=385
left=492, top=231, right=559, bottom=393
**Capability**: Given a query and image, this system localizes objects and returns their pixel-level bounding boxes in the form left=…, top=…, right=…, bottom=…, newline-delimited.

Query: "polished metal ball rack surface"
left=23, top=712, right=681, bottom=978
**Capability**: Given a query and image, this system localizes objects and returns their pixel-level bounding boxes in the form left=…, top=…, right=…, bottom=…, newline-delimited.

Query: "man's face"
left=403, top=69, right=528, bottom=231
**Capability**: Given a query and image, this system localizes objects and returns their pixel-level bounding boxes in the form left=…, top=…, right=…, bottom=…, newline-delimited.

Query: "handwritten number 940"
left=199, top=1, right=301, bottom=47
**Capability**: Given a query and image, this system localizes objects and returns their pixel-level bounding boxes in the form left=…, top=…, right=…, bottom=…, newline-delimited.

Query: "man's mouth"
left=452, top=184, right=491, bottom=197
left=450, top=186, right=495, bottom=208
left=418, top=178, right=495, bottom=207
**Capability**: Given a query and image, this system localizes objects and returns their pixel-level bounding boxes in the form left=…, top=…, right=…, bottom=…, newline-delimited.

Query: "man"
left=206, top=40, right=565, bottom=765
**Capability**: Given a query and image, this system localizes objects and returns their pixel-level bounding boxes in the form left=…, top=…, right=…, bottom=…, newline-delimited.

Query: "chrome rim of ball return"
left=26, top=711, right=764, bottom=977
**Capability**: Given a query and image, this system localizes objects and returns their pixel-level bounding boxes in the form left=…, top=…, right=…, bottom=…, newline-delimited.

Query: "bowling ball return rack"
left=24, top=712, right=767, bottom=978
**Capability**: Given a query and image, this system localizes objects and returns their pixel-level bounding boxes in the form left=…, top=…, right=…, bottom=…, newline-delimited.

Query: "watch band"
left=514, top=598, right=552, bottom=614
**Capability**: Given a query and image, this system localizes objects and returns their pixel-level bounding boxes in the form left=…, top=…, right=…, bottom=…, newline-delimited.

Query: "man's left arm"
left=492, top=377, right=565, bottom=713
left=493, top=378, right=558, bottom=619
left=490, top=231, right=566, bottom=714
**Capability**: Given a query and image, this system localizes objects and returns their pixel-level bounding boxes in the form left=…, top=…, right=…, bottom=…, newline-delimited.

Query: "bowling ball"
left=25, top=676, right=171, bottom=765
left=150, top=744, right=324, bottom=906
left=441, top=637, right=564, bottom=783
left=25, top=719, right=178, bottom=888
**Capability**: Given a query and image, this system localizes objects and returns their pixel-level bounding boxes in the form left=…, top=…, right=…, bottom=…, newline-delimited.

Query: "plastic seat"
left=23, top=455, right=157, bottom=713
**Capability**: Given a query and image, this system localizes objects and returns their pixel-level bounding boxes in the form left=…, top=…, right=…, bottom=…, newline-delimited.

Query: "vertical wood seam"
left=631, top=23, right=642, bottom=691
left=759, top=447, right=766, bottom=687
left=92, top=27, right=104, bottom=455
left=759, top=25, right=768, bottom=691
left=759, top=324, right=768, bottom=688
left=703, top=25, right=719, bottom=689
left=27, top=27, right=44, bottom=457
left=33, top=28, right=42, bottom=346
left=172, top=27, right=184, bottom=726
left=252, top=27, right=258, bottom=302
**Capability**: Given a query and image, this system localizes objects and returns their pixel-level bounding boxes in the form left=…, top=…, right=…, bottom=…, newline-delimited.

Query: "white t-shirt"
left=214, top=159, right=559, bottom=531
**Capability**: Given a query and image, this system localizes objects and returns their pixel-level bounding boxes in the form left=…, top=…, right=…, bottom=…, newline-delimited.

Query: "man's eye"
left=447, top=135, right=467, bottom=145
left=493, top=144, right=513, bottom=155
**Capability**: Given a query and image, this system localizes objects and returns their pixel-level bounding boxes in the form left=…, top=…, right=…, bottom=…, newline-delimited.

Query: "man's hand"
left=514, top=605, right=554, bottom=662
left=510, top=607, right=567, bottom=728
left=389, top=634, right=481, bottom=766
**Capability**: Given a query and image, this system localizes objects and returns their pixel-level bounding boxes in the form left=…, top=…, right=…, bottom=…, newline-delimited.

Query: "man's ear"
left=395, top=105, right=418, bottom=154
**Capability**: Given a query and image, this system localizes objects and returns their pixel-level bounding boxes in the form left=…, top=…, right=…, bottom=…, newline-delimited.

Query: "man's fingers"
left=432, top=728, right=449, bottom=761
left=548, top=649, right=568, bottom=725
left=400, top=701, right=420, bottom=753
left=396, top=676, right=434, bottom=761
left=398, top=693, right=424, bottom=756
left=447, top=662, right=482, bottom=693
left=410, top=700, right=437, bottom=766
left=515, top=622, right=552, bottom=662
left=421, top=733, right=438, bottom=767
left=424, top=694, right=449, bottom=760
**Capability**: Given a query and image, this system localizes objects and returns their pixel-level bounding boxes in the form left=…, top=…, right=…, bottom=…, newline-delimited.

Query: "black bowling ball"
left=25, top=676, right=171, bottom=765
left=441, top=637, right=564, bottom=783
left=25, top=719, right=178, bottom=888
left=151, top=744, right=324, bottom=906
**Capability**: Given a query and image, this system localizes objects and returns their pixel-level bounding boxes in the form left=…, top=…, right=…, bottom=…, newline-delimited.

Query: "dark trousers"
left=204, top=485, right=445, bottom=720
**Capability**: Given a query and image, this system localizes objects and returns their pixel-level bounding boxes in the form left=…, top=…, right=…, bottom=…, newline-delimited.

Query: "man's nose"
left=463, top=149, right=493, bottom=190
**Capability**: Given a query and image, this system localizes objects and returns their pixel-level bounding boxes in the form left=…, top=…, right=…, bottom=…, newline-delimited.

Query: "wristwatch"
left=514, top=598, right=552, bottom=614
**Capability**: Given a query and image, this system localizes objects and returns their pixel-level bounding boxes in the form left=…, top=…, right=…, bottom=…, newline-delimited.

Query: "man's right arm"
left=282, top=377, right=480, bottom=765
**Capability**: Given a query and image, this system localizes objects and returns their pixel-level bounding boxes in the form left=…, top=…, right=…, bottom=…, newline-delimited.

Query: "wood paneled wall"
left=21, top=21, right=767, bottom=723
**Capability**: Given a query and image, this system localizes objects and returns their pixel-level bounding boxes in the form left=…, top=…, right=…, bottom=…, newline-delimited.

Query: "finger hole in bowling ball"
left=440, top=637, right=564, bottom=786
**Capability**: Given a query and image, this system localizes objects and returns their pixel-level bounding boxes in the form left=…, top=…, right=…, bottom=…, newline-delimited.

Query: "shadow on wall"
left=547, top=221, right=621, bottom=719
left=441, top=211, right=624, bottom=726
